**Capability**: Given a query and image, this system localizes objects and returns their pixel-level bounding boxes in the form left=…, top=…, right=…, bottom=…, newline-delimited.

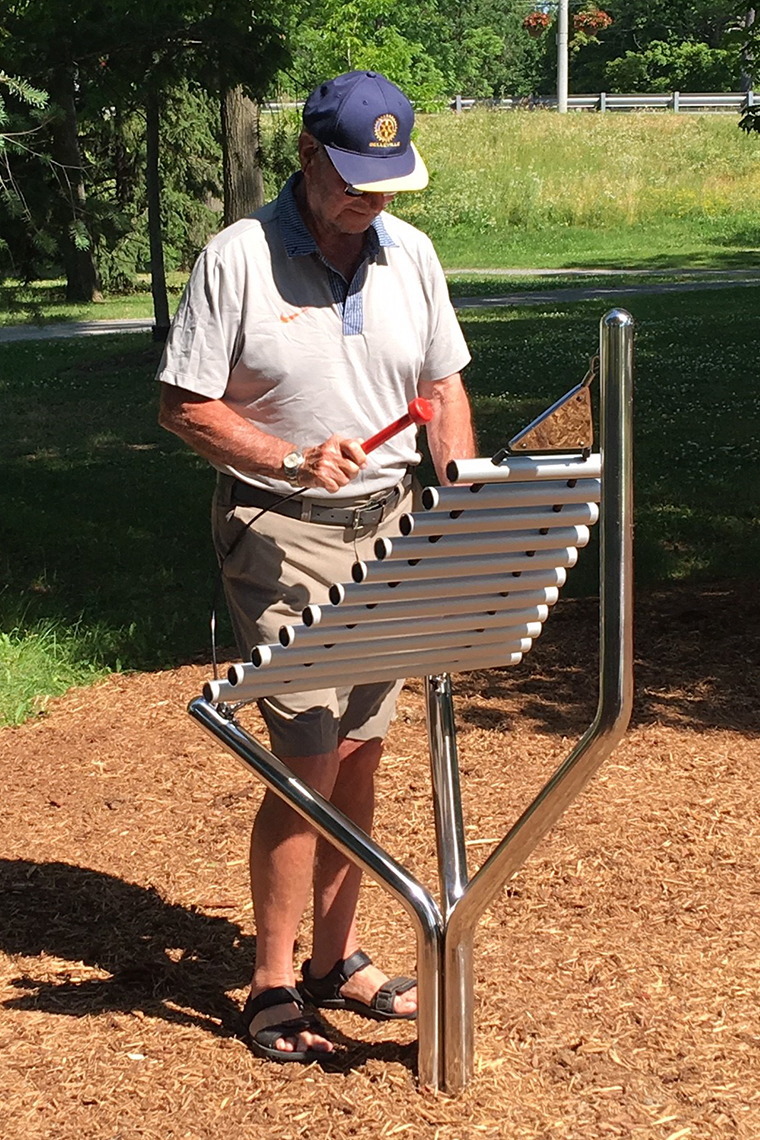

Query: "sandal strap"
left=372, top=975, right=416, bottom=1015
left=251, top=1014, right=322, bottom=1050
left=242, top=984, right=303, bottom=1025
left=301, top=950, right=373, bottom=998
left=341, top=949, right=373, bottom=982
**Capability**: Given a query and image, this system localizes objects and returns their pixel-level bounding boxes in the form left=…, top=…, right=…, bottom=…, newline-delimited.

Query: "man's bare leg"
left=309, top=737, right=417, bottom=1016
left=247, top=750, right=340, bottom=1054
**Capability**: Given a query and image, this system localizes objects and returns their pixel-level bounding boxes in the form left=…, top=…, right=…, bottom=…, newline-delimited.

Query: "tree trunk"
left=146, top=80, right=171, bottom=342
left=741, top=8, right=756, bottom=92
left=221, top=86, right=265, bottom=227
left=48, top=66, right=102, bottom=303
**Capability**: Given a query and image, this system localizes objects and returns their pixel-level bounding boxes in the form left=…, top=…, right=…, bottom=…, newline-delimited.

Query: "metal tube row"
left=293, top=587, right=559, bottom=635
left=255, top=608, right=547, bottom=665
left=243, top=622, right=542, bottom=674
left=374, top=524, right=590, bottom=563
left=204, top=644, right=527, bottom=705
left=327, top=566, right=567, bottom=608
left=401, top=501, right=598, bottom=538
left=446, top=454, right=602, bottom=485
left=420, top=477, right=600, bottom=514
left=352, top=545, right=583, bottom=585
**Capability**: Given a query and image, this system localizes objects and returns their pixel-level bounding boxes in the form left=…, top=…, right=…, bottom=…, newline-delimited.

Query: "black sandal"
left=239, top=985, right=332, bottom=1063
left=300, top=950, right=417, bottom=1022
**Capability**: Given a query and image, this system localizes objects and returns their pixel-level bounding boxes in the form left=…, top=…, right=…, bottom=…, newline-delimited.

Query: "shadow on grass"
left=0, top=859, right=415, bottom=1074
left=2, top=297, right=760, bottom=694
left=560, top=246, right=760, bottom=271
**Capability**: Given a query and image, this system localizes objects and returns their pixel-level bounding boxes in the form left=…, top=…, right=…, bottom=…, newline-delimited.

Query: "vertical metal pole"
left=426, top=674, right=469, bottom=920
left=598, top=309, right=635, bottom=740
left=557, top=0, right=569, bottom=113
left=440, top=309, right=634, bottom=1092
left=425, top=673, right=473, bottom=1090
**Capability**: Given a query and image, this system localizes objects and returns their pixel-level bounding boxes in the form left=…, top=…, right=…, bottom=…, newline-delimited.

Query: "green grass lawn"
left=398, top=110, right=760, bottom=268
left=1, top=283, right=758, bottom=723
left=2, top=113, right=760, bottom=332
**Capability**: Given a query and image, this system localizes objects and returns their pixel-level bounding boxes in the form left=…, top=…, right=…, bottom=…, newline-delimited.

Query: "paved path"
left=1, top=270, right=758, bottom=343
left=451, top=273, right=760, bottom=310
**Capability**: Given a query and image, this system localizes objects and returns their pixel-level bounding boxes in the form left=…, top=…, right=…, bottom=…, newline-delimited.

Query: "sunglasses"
left=344, top=184, right=397, bottom=199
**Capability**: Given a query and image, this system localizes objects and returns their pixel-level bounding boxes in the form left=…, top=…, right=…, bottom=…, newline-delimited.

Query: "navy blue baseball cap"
left=303, top=71, right=429, bottom=192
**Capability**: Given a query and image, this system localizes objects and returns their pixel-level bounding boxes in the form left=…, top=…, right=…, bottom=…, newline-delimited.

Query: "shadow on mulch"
left=452, top=582, right=760, bottom=740
left=0, top=858, right=416, bottom=1074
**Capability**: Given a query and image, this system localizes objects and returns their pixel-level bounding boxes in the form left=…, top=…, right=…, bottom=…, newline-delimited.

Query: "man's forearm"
left=159, top=385, right=294, bottom=477
left=158, top=384, right=368, bottom=492
left=418, top=373, right=477, bottom=485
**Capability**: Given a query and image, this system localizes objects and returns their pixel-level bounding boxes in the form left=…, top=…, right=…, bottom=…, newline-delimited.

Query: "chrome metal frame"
left=186, top=309, right=634, bottom=1092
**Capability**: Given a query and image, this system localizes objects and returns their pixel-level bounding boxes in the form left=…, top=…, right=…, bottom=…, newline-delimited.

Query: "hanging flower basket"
left=572, top=7, right=613, bottom=35
left=523, top=11, right=552, bottom=38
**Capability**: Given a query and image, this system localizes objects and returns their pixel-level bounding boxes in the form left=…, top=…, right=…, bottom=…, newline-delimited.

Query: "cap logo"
left=370, top=113, right=401, bottom=149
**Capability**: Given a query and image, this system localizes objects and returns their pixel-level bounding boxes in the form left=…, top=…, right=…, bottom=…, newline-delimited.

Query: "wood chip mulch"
left=1, top=581, right=758, bottom=1140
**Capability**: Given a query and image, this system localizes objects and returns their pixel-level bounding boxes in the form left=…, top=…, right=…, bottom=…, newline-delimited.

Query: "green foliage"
left=605, top=39, right=741, bottom=93
left=0, top=71, right=50, bottom=274
left=571, top=0, right=740, bottom=91
left=286, top=0, right=450, bottom=109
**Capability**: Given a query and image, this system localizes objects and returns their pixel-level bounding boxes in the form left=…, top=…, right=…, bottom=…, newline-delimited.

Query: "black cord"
left=210, top=485, right=306, bottom=680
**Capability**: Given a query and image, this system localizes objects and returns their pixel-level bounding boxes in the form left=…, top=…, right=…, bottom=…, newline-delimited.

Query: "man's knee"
left=338, top=736, right=384, bottom=777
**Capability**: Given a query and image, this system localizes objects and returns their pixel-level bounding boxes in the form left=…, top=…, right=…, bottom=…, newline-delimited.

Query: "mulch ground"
left=1, top=582, right=759, bottom=1140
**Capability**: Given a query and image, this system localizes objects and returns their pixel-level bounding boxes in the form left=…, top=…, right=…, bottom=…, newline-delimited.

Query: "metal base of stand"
left=187, top=310, right=634, bottom=1092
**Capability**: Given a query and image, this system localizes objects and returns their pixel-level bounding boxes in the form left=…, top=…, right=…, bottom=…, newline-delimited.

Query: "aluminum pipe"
left=446, top=454, right=602, bottom=485
left=352, top=546, right=580, bottom=585
left=205, top=644, right=527, bottom=705
left=246, top=622, right=542, bottom=673
left=296, top=586, right=559, bottom=633
left=273, top=605, right=548, bottom=655
left=400, top=502, right=598, bottom=538
left=375, top=525, right=590, bottom=563
left=420, top=478, right=601, bottom=513
left=327, top=566, right=567, bottom=608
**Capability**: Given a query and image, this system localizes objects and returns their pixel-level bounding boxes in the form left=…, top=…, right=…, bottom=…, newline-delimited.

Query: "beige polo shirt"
left=157, top=175, right=471, bottom=500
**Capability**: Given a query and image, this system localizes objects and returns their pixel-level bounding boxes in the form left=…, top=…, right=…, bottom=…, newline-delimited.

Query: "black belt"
left=226, top=475, right=410, bottom=528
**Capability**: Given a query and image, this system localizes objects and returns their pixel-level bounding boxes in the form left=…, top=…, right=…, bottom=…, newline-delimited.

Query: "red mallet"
left=361, top=398, right=434, bottom=454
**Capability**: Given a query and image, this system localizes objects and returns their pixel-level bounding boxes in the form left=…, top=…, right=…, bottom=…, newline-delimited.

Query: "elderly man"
left=158, top=70, right=475, bottom=1062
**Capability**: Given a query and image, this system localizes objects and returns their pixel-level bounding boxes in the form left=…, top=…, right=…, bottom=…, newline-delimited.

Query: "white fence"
left=452, top=91, right=756, bottom=113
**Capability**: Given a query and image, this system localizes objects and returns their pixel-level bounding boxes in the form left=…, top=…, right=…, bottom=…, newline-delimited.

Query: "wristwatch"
left=282, top=449, right=305, bottom=485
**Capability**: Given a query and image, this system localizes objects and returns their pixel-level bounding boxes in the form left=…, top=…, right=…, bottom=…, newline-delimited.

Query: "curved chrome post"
left=441, top=309, right=634, bottom=1092
left=188, top=697, right=444, bottom=1088
left=426, top=674, right=469, bottom=919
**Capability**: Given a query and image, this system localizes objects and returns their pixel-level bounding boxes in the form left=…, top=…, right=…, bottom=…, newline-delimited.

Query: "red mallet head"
left=362, top=398, right=434, bottom=453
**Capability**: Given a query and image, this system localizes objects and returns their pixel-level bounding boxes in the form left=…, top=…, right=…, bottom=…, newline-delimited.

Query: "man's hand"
left=299, top=435, right=367, bottom=493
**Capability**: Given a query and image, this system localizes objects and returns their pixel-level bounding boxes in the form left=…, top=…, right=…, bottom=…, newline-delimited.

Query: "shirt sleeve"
left=155, top=248, right=242, bottom=399
left=417, top=242, right=472, bottom=384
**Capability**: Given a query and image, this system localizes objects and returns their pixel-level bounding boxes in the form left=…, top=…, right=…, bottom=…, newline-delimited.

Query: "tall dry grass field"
left=392, top=110, right=760, bottom=266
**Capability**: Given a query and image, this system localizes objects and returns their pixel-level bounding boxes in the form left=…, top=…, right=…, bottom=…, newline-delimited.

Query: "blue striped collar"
left=276, top=173, right=396, bottom=261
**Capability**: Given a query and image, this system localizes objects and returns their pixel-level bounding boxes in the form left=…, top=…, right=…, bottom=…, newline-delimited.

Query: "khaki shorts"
left=212, top=476, right=413, bottom=758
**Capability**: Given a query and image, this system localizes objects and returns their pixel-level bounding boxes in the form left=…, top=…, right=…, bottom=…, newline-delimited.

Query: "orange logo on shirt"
left=280, top=306, right=310, bottom=324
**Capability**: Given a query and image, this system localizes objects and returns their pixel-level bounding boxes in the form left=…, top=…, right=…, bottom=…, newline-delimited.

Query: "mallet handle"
left=362, top=398, right=434, bottom=453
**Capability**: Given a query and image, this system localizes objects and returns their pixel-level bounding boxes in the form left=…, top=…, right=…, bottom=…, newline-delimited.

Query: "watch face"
left=284, top=451, right=304, bottom=480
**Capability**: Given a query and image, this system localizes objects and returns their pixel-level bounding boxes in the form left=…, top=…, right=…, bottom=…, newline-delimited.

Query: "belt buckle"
left=353, top=500, right=384, bottom=529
